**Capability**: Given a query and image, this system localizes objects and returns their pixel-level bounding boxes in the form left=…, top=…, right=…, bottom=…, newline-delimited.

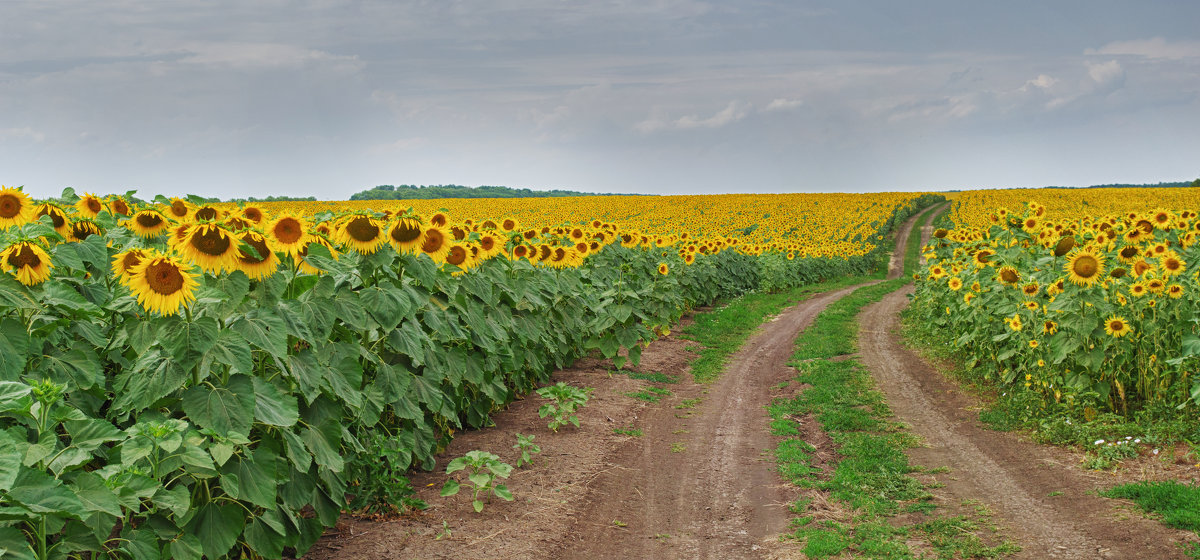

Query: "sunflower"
left=1043, top=320, right=1058, bottom=335
left=1007, top=314, right=1022, bottom=331
left=163, top=198, right=192, bottom=222
left=512, top=244, right=531, bottom=260
left=1166, top=284, right=1184, bottom=299
left=1103, top=315, right=1132, bottom=338
left=267, top=213, right=311, bottom=258
left=0, top=186, right=35, bottom=229
left=500, top=217, right=519, bottom=233
left=419, top=225, right=451, bottom=262
left=108, top=196, right=131, bottom=217
left=75, top=193, right=105, bottom=218
left=658, top=262, right=669, bottom=275
left=224, top=217, right=251, bottom=231
left=1129, top=281, right=1148, bottom=298
left=240, top=205, right=266, bottom=225
left=1052, top=236, right=1075, bottom=257
left=167, top=223, right=194, bottom=254
left=127, top=255, right=199, bottom=316
left=477, top=232, right=503, bottom=259
left=429, top=212, right=449, bottom=228
left=443, top=243, right=473, bottom=270
left=1160, top=253, right=1185, bottom=277
left=1146, top=278, right=1165, bottom=294
left=997, top=266, right=1020, bottom=286
left=1064, top=248, right=1104, bottom=287
left=449, top=224, right=469, bottom=241
left=33, top=203, right=70, bottom=238
left=69, top=219, right=104, bottom=242
left=337, top=214, right=386, bottom=254
left=971, top=249, right=993, bottom=267
left=963, top=292, right=975, bottom=305
left=1028, top=340, right=1039, bottom=349
left=127, top=210, right=171, bottom=238
left=111, top=248, right=150, bottom=286
left=1021, top=282, right=1039, bottom=297
left=683, top=253, right=696, bottom=265
left=387, top=217, right=425, bottom=254
left=179, top=223, right=239, bottom=274
left=296, top=236, right=338, bottom=275
left=193, top=205, right=222, bottom=222
left=1023, top=301, right=1039, bottom=311
left=0, top=241, right=54, bottom=286
left=234, top=230, right=279, bottom=280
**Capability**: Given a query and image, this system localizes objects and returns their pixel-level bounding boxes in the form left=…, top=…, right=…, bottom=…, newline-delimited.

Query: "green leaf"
left=40, top=347, right=104, bottom=391
left=6, top=468, right=88, bottom=519
left=188, top=502, right=245, bottom=560
left=0, top=526, right=35, bottom=560
left=231, top=309, right=288, bottom=359
left=440, top=479, right=460, bottom=497
left=245, top=517, right=286, bottom=558
left=64, top=418, right=123, bottom=452
left=0, top=381, right=31, bottom=413
left=161, top=315, right=220, bottom=371
left=360, top=281, right=411, bottom=330
left=71, top=472, right=123, bottom=517
left=0, top=275, right=39, bottom=309
left=168, top=533, right=204, bottom=560
left=280, top=429, right=312, bottom=472
left=181, top=375, right=255, bottom=437
left=494, top=483, right=514, bottom=501
left=112, top=350, right=188, bottom=413
left=200, top=329, right=254, bottom=378
left=221, top=455, right=276, bottom=509
left=302, top=423, right=344, bottom=472
left=120, top=527, right=161, bottom=560
left=0, top=319, right=30, bottom=381
left=0, top=433, right=22, bottom=492
left=153, top=484, right=192, bottom=519
left=1183, top=334, right=1200, bottom=357
left=252, top=377, right=299, bottom=427
left=473, top=499, right=485, bottom=512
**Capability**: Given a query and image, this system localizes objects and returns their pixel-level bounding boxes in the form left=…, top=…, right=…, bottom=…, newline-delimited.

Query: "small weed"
left=434, top=520, right=451, bottom=540
left=675, top=398, right=702, bottom=409
left=613, top=426, right=643, bottom=437
left=612, top=519, right=627, bottom=528
left=1048, top=491, right=1063, bottom=497
left=629, top=371, right=678, bottom=384
left=671, top=442, right=686, bottom=453
left=625, top=387, right=672, bottom=403
left=672, top=428, right=689, bottom=434
left=440, top=450, right=514, bottom=513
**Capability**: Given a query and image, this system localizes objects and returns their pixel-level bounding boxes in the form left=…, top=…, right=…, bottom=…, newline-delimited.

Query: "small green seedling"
left=440, top=450, right=514, bottom=513
left=537, top=382, right=593, bottom=432
left=513, top=433, right=541, bottom=467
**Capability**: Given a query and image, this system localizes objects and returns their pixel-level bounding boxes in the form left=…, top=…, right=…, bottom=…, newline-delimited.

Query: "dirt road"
left=858, top=288, right=1192, bottom=559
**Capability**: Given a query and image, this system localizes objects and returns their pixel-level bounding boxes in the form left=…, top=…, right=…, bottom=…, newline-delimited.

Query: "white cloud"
left=0, top=127, right=46, bottom=143
left=636, top=101, right=752, bottom=133
left=1020, top=74, right=1057, bottom=92
left=1087, top=37, right=1200, bottom=60
left=1086, top=60, right=1124, bottom=86
left=764, top=98, right=804, bottom=112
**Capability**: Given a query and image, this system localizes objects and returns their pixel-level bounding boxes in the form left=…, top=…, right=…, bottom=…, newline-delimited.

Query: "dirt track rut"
left=858, top=287, right=1191, bottom=559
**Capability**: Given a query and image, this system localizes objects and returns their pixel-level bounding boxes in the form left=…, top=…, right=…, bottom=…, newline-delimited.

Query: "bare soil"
left=858, top=286, right=1199, bottom=559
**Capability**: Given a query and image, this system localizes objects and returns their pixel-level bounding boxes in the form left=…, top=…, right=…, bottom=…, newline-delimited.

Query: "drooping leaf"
left=181, top=375, right=255, bottom=437
left=188, top=502, right=245, bottom=560
left=252, top=377, right=299, bottom=427
left=231, top=309, right=288, bottom=359
left=70, top=472, right=123, bottom=517
left=160, top=315, right=220, bottom=371
left=6, top=467, right=88, bottom=519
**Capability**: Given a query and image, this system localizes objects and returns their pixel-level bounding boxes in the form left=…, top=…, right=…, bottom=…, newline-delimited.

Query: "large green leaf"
left=252, top=377, right=298, bottom=427
left=40, top=347, right=104, bottom=391
left=70, top=472, right=123, bottom=517
left=0, top=319, right=30, bottom=381
left=231, top=309, right=288, bottom=359
left=187, top=502, right=245, bottom=560
left=168, top=533, right=203, bottom=560
left=0, top=381, right=31, bottom=413
left=112, top=350, right=188, bottom=413
left=220, top=454, right=276, bottom=509
left=161, top=315, right=220, bottom=371
left=301, top=422, right=344, bottom=472
left=0, top=275, right=39, bottom=309
left=360, top=281, right=411, bottom=330
left=6, top=468, right=88, bottom=519
left=275, top=300, right=316, bottom=343
left=0, top=432, right=22, bottom=492
left=244, top=516, right=286, bottom=558
left=0, top=525, right=35, bottom=560
left=181, top=375, right=255, bottom=437
left=199, top=329, right=254, bottom=379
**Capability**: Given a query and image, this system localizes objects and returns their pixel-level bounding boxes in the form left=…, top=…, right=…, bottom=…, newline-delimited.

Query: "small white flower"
left=1134, top=439, right=1141, bottom=444
left=1125, top=436, right=1132, bottom=440
left=1153, top=449, right=1160, bottom=455
left=1095, top=439, right=1105, bottom=445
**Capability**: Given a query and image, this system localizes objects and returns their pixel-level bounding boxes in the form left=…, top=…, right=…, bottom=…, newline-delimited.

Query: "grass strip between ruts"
left=771, top=278, right=1019, bottom=558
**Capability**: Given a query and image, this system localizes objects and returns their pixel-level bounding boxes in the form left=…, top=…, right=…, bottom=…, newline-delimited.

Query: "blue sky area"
left=2, top=1, right=1199, bottom=199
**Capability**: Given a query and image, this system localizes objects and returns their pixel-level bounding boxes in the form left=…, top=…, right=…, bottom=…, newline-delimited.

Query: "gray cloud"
left=2, top=1, right=1199, bottom=199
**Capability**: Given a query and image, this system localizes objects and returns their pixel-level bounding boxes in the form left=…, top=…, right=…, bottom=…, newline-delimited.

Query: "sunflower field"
left=910, top=187, right=1200, bottom=418
left=0, top=185, right=939, bottom=559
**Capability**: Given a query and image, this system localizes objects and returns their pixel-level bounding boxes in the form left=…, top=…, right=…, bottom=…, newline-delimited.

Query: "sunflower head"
left=1104, top=315, right=1132, bottom=338
left=193, top=205, right=222, bottom=222
left=234, top=230, right=279, bottom=281
left=1053, top=236, right=1075, bottom=257
left=0, top=187, right=35, bottom=229
left=33, top=203, right=70, bottom=237
left=75, top=193, right=105, bottom=218
left=111, top=248, right=150, bottom=286
left=108, top=197, right=131, bottom=217
left=127, top=255, right=199, bottom=316
left=241, top=206, right=265, bottom=224
left=997, top=266, right=1020, bottom=286
left=1064, top=248, right=1104, bottom=287
left=180, top=223, right=238, bottom=274
left=69, top=219, right=104, bottom=242
left=387, top=217, right=425, bottom=254
left=337, top=214, right=386, bottom=254
left=658, top=263, right=669, bottom=275
left=127, top=210, right=170, bottom=238
left=419, top=225, right=451, bottom=262
left=0, top=241, right=54, bottom=286
left=165, top=198, right=192, bottom=221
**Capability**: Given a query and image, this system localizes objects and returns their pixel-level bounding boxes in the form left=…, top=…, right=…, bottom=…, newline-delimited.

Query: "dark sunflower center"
left=111, top=200, right=129, bottom=215
left=238, top=235, right=271, bottom=264
left=195, top=207, right=218, bottom=221
left=37, top=208, right=66, bottom=228
left=146, top=260, right=185, bottom=295
left=1110, top=268, right=1127, bottom=278
left=1165, top=258, right=1181, bottom=271
left=1000, top=269, right=1019, bottom=284
left=1053, top=237, right=1075, bottom=257
left=502, top=219, right=516, bottom=231
left=1109, top=320, right=1125, bottom=332
left=480, top=237, right=495, bottom=251
left=0, top=194, right=21, bottom=218
left=1073, top=255, right=1099, bottom=278
left=121, top=252, right=143, bottom=273
left=446, top=246, right=467, bottom=265
left=85, top=198, right=102, bottom=213
left=422, top=229, right=446, bottom=253
left=390, top=222, right=421, bottom=243
left=1120, top=246, right=1139, bottom=259
left=71, top=223, right=97, bottom=240
left=1136, top=220, right=1154, bottom=234
left=191, top=227, right=232, bottom=256
left=243, top=208, right=263, bottom=222
left=8, top=245, right=40, bottom=268
left=345, top=217, right=379, bottom=242
left=273, top=218, right=302, bottom=244
left=170, top=201, right=188, bottom=217
left=430, top=214, right=447, bottom=227
left=136, top=213, right=164, bottom=228
left=976, top=251, right=992, bottom=263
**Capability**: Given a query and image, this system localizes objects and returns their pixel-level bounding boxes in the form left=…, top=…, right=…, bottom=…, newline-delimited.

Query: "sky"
left=2, top=1, right=1199, bottom=200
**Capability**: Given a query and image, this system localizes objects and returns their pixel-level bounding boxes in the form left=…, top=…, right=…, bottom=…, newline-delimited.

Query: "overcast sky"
left=3, top=1, right=1199, bottom=200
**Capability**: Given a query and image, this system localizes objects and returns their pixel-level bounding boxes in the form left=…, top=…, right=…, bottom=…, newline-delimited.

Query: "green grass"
left=684, top=274, right=884, bottom=383
left=1102, top=481, right=1200, bottom=533
left=675, top=398, right=702, bottom=409
left=772, top=279, right=1018, bottom=558
left=613, top=426, right=643, bottom=437
left=626, top=371, right=677, bottom=384
left=624, top=387, right=672, bottom=403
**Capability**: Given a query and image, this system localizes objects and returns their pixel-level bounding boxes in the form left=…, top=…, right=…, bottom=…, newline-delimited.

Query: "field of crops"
left=0, top=186, right=937, bottom=559
left=911, top=187, right=1200, bottom=416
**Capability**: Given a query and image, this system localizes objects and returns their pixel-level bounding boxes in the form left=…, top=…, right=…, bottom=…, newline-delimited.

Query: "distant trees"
left=348, top=184, right=626, bottom=200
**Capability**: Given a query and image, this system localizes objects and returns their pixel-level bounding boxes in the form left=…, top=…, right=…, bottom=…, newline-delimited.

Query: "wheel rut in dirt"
left=858, top=286, right=1193, bottom=559
left=555, top=284, right=869, bottom=559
